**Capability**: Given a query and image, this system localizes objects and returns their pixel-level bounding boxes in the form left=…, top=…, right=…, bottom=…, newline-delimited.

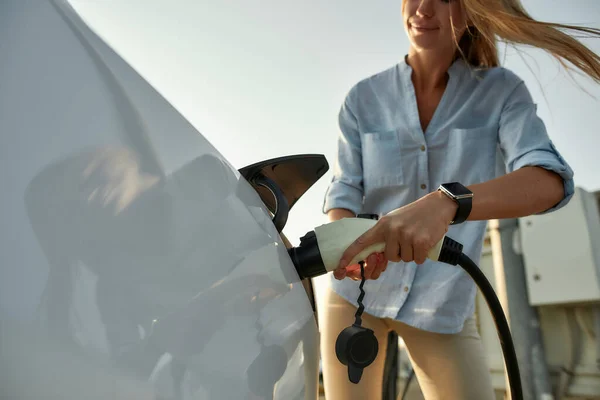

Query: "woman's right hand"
left=333, top=252, right=388, bottom=281
left=327, top=208, right=388, bottom=281
left=327, top=208, right=389, bottom=281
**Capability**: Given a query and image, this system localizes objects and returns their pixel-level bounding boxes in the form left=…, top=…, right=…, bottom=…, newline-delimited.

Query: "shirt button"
left=404, top=286, right=409, bottom=292
left=420, top=145, right=426, bottom=151
left=420, top=184, right=427, bottom=190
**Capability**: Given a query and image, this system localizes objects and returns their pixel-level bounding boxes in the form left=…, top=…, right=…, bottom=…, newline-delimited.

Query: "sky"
left=70, top=0, right=600, bottom=246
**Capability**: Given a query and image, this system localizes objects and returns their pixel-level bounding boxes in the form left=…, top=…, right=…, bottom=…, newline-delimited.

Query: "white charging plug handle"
left=314, top=218, right=444, bottom=273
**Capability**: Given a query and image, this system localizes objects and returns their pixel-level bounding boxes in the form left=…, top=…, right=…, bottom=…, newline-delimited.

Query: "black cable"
left=354, top=261, right=366, bottom=326
left=437, top=236, right=523, bottom=399
left=457, top=252, right=523, bottom=400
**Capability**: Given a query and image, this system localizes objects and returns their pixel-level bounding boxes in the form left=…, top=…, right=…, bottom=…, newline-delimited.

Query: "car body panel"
left=0, top=1, right=320, bottom=399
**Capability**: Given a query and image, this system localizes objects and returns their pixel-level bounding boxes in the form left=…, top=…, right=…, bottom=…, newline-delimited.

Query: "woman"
left=320, top=0, right=600, bottom=399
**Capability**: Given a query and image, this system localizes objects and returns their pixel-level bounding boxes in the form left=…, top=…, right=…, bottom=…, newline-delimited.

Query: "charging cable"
left=438, top=236, right=523, bottom=400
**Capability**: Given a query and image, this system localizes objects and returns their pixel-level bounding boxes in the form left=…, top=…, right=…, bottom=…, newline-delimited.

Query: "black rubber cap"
left=335, top=325, right=379, bottom=384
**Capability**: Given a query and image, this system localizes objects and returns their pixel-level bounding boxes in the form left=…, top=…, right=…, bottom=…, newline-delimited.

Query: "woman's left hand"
left=335, top=191, right=459, bottom=280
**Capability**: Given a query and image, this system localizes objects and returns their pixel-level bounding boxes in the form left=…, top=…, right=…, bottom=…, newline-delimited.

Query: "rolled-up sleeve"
left=322, top=94, right=364, bottom=215
left=499, top=77, right=575, bottom=214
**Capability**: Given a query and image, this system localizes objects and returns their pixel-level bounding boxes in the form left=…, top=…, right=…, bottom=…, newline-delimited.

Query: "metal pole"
left=488, top=218, right=554, bottom=400
left=382, top=332, right=398, bottom=400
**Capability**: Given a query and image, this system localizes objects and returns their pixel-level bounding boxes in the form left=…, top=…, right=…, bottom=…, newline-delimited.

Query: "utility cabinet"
left=519, top=187, right=600, bottom=306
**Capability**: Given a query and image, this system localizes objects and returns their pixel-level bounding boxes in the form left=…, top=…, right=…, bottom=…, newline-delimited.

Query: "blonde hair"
left=456, top=0, right=600, bottom=83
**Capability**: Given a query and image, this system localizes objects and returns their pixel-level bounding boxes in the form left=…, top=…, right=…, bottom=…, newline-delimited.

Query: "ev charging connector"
left=288, top=215, right=524, bottom=399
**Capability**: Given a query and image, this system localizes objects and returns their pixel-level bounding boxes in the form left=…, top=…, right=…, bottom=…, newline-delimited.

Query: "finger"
left=384, top=239, right=401, bottom=263
left=364, top=263, right=377, bottom=280
left=339, top=224, right=385, bottom=269
left=414, top=236, right=432, bottom=265
left=347, top=262, right=369, bottom=280
left=413, top=247, right=428, bottom=265
left=377, top=255, right=389, bottom=276
left=400, top=244, right=414, bottom=263
left=368, top=253, right=378, bottom=267
left=346, top=264, right=361, bottom=276
left=370, top=258, right=387, bottom=280
left=380, top=254, right=389, bottom=269
left=368, top=254, right=382, bottom=280
left=346, top=266, right=367, bottom=280
left=379, top=253, right=388, bottom=271
left=333, top=268, right=346, bottom=280
left=335, top=263, right=360, bottom=280
left=363, top=254, right=378, bottom=279
left=346, top=263, right=361, bottom=271
left=344, top=268, right=361, bottom=280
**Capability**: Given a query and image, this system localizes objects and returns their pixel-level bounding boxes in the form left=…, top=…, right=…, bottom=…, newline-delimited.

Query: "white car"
left=0, top=1, right=328, bottom=398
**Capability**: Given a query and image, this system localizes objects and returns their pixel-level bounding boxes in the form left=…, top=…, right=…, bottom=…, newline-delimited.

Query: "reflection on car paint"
left=0, top=1, right=320, bottom=398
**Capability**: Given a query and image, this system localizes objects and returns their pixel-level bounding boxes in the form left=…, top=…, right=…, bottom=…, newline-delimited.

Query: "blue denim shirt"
left=322, top=57, right=575, bottom=334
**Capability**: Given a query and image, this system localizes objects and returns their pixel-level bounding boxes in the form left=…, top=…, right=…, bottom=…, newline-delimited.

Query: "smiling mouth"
left=412, top=25, right=439, bottom=31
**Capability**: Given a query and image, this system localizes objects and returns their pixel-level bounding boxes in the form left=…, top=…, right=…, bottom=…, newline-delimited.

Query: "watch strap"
left=451, top=196, right=472, bottom=225
left=438, top=183, right=473, bottom=225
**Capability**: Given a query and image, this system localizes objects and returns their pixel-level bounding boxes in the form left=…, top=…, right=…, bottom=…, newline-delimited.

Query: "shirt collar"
left=399, top=54, right=466, bottom=80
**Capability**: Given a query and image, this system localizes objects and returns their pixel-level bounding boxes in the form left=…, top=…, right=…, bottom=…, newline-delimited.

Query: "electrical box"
left=520, top=187, right=600, bottom=306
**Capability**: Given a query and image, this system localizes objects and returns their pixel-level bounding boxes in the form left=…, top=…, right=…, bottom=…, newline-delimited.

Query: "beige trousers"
left=318, top=286, right=495, bottom=400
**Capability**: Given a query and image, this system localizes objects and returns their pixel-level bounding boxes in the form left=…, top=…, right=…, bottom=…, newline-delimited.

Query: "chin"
left=410, top=39, right=442, bottom=52
left=410, top=34, right=454, bottom=54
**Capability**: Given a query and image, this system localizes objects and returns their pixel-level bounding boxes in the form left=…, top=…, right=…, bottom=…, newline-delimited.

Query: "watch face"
left=443, top=182, right=472, bottom=196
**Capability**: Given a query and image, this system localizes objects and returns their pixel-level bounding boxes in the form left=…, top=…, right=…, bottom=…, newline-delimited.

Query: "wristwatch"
left=437, top=182, right=473, bottom=225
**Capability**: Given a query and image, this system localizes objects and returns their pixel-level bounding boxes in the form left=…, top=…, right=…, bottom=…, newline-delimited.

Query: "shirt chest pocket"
left=361, top=130, right=410, bottom=190
left=445, top=126, right=499, bottom=183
